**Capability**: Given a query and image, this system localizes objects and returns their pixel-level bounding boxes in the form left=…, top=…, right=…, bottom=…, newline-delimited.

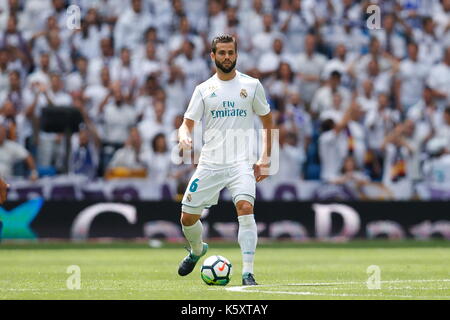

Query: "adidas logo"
left=210, top=92, right=217, bottom=98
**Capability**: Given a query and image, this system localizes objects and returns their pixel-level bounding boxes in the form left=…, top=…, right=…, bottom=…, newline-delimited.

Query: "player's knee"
left=180, top=212, right=199, bottom=226
left=236, top=200, right=253, bottom=215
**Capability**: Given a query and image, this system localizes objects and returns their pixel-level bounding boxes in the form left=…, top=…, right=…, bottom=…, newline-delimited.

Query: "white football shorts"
left=181, top=162, right=256, bottom=214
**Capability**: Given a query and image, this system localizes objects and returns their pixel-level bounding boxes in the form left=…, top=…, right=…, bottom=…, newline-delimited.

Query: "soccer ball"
left=200, top=255, right=232, bottom=286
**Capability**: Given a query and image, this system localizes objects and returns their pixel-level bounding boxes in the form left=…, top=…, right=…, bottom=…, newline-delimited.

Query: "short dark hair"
left=445, top=106, right=450, bottom=115
left=321, top=119, right=335, bottom=132
left=211, top=34, right=237, bottom=54
left=152, top=132, right=167, bottom=152
left=330, top=70, right=342, bottom=79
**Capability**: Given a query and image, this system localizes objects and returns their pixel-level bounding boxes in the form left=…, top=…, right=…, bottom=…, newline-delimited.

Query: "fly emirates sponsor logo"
left=211, top=101, right=247, bottom=119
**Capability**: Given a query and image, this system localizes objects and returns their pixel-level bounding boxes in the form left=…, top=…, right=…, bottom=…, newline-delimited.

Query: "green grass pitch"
left=0, top=240, right=449, bottom=300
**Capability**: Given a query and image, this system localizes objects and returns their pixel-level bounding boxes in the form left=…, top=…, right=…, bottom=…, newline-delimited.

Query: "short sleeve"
left=426, top=67, right=439, bottom=89
left=252, top=81, right=271, bottom=116
left=184, top=86, right=205, bottom=122
left=10, top=142, right=29, bottom=162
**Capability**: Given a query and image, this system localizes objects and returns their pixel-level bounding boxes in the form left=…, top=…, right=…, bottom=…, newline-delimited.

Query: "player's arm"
left=25, top=154, right=38, bottom=181
left=252, top=81, right=274, bottom=182
left=254, top=112, right=273, bottom=182
left=179, top=86, right=204, bottom=150
left=178, top=118, right=195, bottom=150
left=0, top=177, right=9, bottom=204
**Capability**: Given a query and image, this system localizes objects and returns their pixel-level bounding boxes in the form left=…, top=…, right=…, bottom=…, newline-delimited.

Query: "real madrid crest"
left=240, top=88, right=248, bottom=98
left=208, top=85, right=218, bottom=96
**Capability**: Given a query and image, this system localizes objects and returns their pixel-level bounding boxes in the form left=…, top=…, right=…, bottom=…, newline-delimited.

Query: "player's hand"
left=253, top=160, right=270, bottom=183
left=178, top=136, right=193, bottom=150
left=0, top=178, right=9, bottom=204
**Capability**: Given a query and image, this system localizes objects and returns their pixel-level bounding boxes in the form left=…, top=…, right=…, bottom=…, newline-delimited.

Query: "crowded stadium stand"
left=1, top=0, right=450, bottom=202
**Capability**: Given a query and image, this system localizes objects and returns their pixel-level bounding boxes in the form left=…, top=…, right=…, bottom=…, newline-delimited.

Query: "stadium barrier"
left=6, top=175, right=450, bottom=201
left=0, top=200, right=449, bottom=241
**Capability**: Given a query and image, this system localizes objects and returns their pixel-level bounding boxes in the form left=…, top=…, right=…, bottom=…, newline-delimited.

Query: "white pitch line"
left=225, top=279, right=450, bottom=299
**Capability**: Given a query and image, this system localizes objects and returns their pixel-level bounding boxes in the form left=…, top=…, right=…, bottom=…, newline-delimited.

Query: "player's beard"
left=215, top=58, right=236, bottom=73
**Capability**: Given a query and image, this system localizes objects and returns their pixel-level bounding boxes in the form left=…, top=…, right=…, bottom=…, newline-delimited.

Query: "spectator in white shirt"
left=319, top=102, right=366, bottom=182
left=323, top=20, right=368, bottom=58
left=356, top=58, right=394, bottom=97
left=320, top=92, right=346, bottom=123
left=381, top=123, right=415, bottom=199
left=0, top=70, right=25, bottom=113
left=147, top=132, right=172, bottom=184
left=206, top=0, right=227, bottom=42
left=87, top=37, right=115, bottom=85
left=426, top=46, right=450, bottom=110
left=0, top=99, right=25, bottom=146
left=164, top=63, right=189, bottom=117
left=133, top=26, right=169, bottom=64
left=239, top=0, right=265, bottom=39
left=322, top=43, right=357, bottom=89
left=354, top=37, right=395, bottom=76
left=69, top=94, right=101, bottom=179
left=0, top=48, right=11, bottom=95
left=330, top=155, right=371, bottom=198
left=436, top=107, right=450, bottom=149
left=365, top=93, right=401, bottom=153
left=257, top=37, right=294, bottom=80
left=42, top=29, right=72, bottom=75
left=0, top=15, right=33, bottom=72
left=17, top=0, right=53, bottom=40
left=110, top=47, right=138, bottom=98
left=98, top=83, right=137, bottom=146
left=295, top=33, right=328, bottom=106
left=413, top=16, right=445, bottom=66
left=26, top=52, right=51, bottom=91
left=172, top=39, right=209, bottom=98
left=138, top=98, right=171, bottom=146
left=30, top=15, right=69, bottom=65
left=84, top=66, right=112, bottom=124
left=277, top=0, right=314, bottom=53
left=251, top=13, right=283, bottom=60
left=269, top=125, right=305, bottom=184
left=268, top=61, right=300, bottom=101
left=283, top=92, right=313, bottom=152
left=113, top=0, right=153, bottom=52
left=134, top=41, right=165, bottom=87
left=434, top=0, right=450, bottom=47
left=70, top=8, right=111, bottom=60
left=168, top=15, right=204, bottom=58
left=65, top=56, right=89, bottom=94
left=422, top=136, right=450, bottom=185
left=97, top=83, right=138, bottom=175
left=371, top=13, right=407, bottom=59
left=0, top=125, right=38, bottom=180
left=106, top=126, right=151, bottom=179
left=407, top=86, right=442, bottom=132
left=35, top=73, right=73, bottom=170
left=356, top=79, right=378, bottom=113
left=403, top=118, right=432, bottom=181
left=394, top=42, right=430, bottom=113
left=135, top=74, right=162, bottom=122
left=311, top=70, right=351, bottom=118
left=49, top=0, right=68, bottom=30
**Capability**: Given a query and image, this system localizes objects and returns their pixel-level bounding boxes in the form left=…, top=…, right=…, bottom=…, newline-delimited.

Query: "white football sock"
left=238, top=214, right=257, bottom=275
left=182, top=220, right=204, bottom=256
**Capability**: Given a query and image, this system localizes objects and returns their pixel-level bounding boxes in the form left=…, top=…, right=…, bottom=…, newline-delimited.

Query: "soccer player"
left=177, top=34, right=273, bottom=285
left=0, top=177, right=8, bottom=204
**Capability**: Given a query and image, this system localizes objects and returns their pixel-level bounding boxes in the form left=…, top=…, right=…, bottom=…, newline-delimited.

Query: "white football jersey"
left=184, top=71, right=270, bottom=169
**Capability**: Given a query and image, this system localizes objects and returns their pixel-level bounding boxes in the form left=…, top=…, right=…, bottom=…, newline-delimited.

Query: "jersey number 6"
left=189, top=178, right=200, bottom=192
